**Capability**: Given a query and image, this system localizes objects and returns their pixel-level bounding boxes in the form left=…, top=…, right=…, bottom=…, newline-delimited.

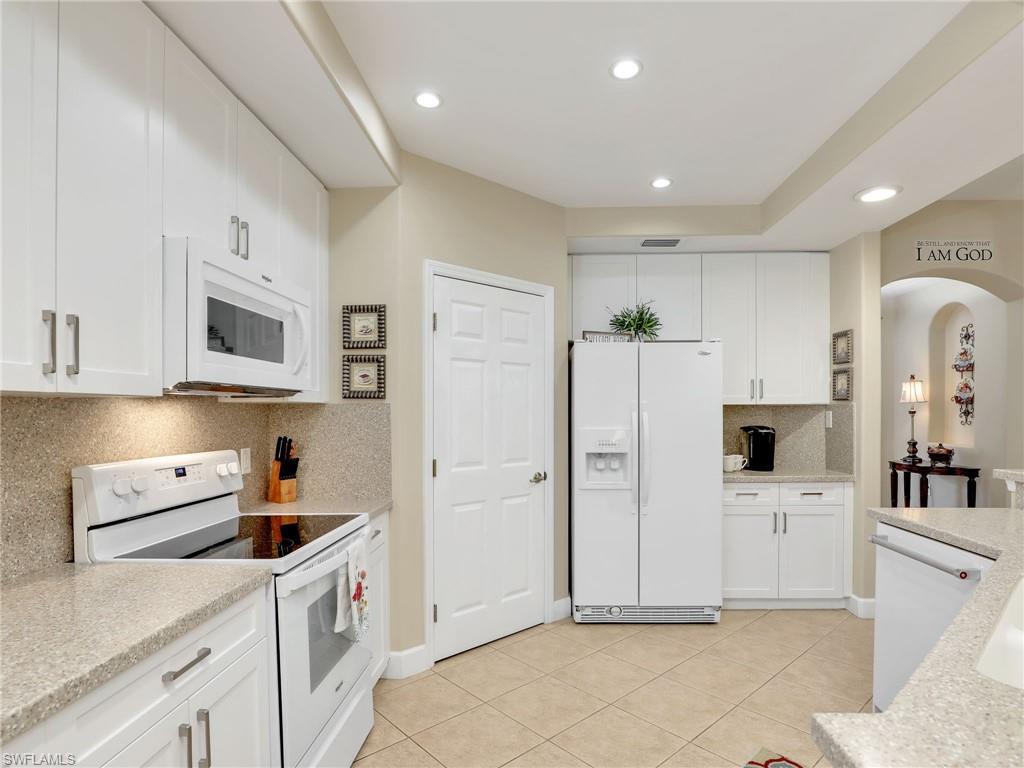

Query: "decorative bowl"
left=928, top=443, right=955, bottom=465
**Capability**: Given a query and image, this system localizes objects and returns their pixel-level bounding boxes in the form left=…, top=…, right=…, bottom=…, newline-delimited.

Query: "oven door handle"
left=276, top=546, right=351, bottom=598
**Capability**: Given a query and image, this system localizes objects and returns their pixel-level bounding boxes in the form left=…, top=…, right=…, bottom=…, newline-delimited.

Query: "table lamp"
left=900, top=374, right=927, bottom=464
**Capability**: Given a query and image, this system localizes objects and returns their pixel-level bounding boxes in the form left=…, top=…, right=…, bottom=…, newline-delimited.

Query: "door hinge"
left=432, top=312, right=437, bottom=332
left=432, top=459, right=437, bottom=478
left=433, top=604, right=438, bottom=623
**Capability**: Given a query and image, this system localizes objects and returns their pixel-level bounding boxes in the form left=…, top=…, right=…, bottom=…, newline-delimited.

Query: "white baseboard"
left=549, top=596, right=571, bottom=622
left=846, top=594, right=875, bottom=619
left=383, top=644, right=432, bottom=679
left=724, top=598, right=849, bottom=611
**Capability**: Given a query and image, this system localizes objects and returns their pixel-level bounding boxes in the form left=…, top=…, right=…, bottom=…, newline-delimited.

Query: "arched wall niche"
left=927, top=301, right=974, bottom=447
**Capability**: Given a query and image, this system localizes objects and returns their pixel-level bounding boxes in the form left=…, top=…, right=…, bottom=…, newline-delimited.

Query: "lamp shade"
left=900, top=374, right=927, bottom=404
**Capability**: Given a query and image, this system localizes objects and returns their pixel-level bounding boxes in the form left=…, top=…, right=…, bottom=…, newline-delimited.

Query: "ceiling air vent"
left=641, top=239, right=680, bottom=248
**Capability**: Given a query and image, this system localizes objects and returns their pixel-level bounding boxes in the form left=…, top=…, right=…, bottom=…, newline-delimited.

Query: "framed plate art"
left=832, top=368, right=852, bottom=401
left=832, top=329, right=853, bottom=365
left=343, top=304, right=386, bottom=349
left=342, top=355, right=385, bottom=399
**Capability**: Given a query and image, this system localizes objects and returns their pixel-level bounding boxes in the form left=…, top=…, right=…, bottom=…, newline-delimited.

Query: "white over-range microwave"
left=163, top=237, right=312, bottom=397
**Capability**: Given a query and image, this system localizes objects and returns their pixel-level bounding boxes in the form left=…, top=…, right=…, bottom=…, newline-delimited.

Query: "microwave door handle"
left=276, top=547, right=350, bottom=597
left=292, top=304, right=309, bottom=375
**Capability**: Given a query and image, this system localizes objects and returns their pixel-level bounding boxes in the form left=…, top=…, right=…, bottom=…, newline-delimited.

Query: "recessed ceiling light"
left=855, top=185, right=901, bottom=203
left=415, top=91, right=441, bottom=109
left=611, top=59, right=642, bottom=80
left=651, top=177, right=672, bottom=189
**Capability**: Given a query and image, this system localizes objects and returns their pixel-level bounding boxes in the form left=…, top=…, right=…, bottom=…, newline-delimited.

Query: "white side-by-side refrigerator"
left=571, top=341, right=723, bottom=622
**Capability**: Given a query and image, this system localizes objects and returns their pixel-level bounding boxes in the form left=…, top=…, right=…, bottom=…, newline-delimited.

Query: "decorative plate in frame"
left=342, top=355, right=385, bottom=399
left=581, top=330, right=633, bottom=342
left=832, top=368, right=852, bottom=401
left=343, top=305, right=386, bottom=349
left=832, top=329, right=853, bottom=365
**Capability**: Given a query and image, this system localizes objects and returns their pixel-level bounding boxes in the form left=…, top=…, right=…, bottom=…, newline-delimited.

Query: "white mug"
left=723, top=455, right=748, bottom=472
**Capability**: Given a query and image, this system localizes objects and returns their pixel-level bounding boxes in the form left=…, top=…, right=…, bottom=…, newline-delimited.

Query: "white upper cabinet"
left=756, top=253, right=830, bottom=404
left=163, top=29, right=238, bottom=252
left=636, top=253, right=701, bottom=340
left=55, top=0, right=165, bottom=396
left=571, top=254, right=636, bottom=338
left=702, top=253, right=758, bottom=403
left=0, top=0, right=58, bottom=393
left=238, top=104, right=288, bottom=277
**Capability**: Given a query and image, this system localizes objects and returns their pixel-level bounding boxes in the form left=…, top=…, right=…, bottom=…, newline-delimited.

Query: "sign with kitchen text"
left=915, top=239, right=993, bottom=262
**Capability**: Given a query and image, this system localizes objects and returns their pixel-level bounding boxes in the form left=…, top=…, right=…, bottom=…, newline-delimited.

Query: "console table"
left=888, top=460, right=980, bottom=508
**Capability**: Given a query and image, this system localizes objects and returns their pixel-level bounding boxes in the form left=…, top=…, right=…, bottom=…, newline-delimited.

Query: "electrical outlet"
left=825, top=410, right=833, bottom=429
left=240, top=447, right=252, bottom=474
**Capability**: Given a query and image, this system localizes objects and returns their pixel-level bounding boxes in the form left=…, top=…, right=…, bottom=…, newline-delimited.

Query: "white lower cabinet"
left=104, top=702, right=191, bottom=768
left=362, top=511, right=391, bottom=682
left=723, top=482, right=848, bottom=601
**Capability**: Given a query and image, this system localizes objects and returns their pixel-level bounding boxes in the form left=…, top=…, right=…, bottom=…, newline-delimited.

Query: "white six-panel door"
left=433, top=276, right=546, bottom=660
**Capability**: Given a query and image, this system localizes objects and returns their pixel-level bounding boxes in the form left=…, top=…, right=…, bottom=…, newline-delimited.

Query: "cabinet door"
left=636, top=253, right=701, bottom=340
left=363, top=514, right=390, bottom=681
left=190, top=640, right=270, bottom=768
left=778, top=506, right=843, bottom=598
left=56, top=0, right=164, bottom=396
left=722, top=506, right=779, bottom=598
left=571, top=254, right=636, bottom=339
left=755, top=253, right=829, bottom=404
left=103, top=702, right=190, bottom=768
left=163, top=29, right=238, bottom=251
left=1, top=0, right=58, bottom=392
left=237, top=104, right=287, bottom=277
left=701, top=254, right=757, bottom=404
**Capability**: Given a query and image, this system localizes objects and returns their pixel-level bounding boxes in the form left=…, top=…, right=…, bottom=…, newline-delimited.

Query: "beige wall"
left=830, top=233, right=882, bottom=599
left=330, top=152, right=568, bottom=652
left=880, top=200, right=1023, bottom=299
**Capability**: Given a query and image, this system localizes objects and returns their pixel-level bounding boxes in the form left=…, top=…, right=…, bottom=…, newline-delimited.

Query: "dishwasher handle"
left=870, top=534, right=981, bottom=581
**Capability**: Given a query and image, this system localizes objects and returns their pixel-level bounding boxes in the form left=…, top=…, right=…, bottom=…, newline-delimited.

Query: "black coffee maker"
left=741, top=425, right=776, bottom=471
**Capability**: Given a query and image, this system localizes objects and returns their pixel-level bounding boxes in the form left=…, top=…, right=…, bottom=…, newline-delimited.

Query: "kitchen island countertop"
left=0, top=562, right=271, bottom=743
left=812, top=506, right=1023, bottom=767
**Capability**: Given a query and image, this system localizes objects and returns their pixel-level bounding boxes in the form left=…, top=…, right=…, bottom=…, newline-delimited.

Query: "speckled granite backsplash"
left=724, top=404, right=854, bottom=473
left=0, top=397, right=390, bottom=583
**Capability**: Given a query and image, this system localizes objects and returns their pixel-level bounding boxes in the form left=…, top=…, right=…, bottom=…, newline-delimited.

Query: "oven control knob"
left=112, top=478, right=133, bottom=497
left=131, top=477, right=150, bottom=493
left=216, top=463, right=230, bottom=478
left=227, top=461, right=240, bottom=475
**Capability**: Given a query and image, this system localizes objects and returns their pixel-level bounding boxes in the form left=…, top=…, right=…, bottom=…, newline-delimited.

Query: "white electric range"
left=72, top=450, right=373, bottom=768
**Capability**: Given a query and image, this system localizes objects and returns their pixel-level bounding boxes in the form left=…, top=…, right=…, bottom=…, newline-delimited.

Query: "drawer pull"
left=800, top=492, right=824, bottom=496
left=162, top=647, right=211, bottom=683
left=371, top=528, right=382, bottom=540
left=735, top=492, right=759, bottom=496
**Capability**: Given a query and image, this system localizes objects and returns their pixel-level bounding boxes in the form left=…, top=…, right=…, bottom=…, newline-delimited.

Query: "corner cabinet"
left=703, top=252, right=829, bottom=405
left=723, top=482, right=851, bottom=602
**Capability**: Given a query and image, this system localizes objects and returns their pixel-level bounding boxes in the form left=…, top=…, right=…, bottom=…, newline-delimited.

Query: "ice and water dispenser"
left=577, top=428, right=632, bottom=488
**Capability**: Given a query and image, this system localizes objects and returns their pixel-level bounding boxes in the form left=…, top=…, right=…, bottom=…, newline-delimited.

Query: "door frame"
left=423, top=260, right=556, bottom=663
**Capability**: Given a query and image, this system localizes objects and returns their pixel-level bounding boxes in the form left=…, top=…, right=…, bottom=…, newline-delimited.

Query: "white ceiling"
left=944, top=155, right=1024, bottom=200
left=326, top=1, right=965, bottom=207
left=148, top=0, right=395, bottom=188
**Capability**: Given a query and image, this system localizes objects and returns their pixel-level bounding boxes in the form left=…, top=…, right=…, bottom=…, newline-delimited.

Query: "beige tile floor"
left=358, top=610, right=875, bottom=768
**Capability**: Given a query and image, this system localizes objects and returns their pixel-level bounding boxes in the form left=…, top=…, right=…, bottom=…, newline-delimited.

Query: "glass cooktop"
left=118, top=514, right=362, bottom=561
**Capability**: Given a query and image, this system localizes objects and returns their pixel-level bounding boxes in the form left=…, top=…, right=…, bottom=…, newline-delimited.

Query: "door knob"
left=529, top=471, right=548, bottom=484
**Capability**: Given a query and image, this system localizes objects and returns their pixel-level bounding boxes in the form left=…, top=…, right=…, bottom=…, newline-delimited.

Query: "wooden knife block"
left=267, top=460, right=297, bottom=503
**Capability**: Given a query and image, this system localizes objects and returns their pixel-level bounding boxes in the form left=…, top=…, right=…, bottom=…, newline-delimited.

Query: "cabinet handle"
left=749, top=378, right=755, bottom=400
left=179, top=724, right=192, bottom=768
left=800, top=492, right=824, bottom=496
left=162, top=647, right=211, bottom=683
left=371, top=528, right=382, bottom=540
left=772, top=511, right=778, bottom=534
left=197, top=708, right=212, bottom=768
left=65, top=314, right=80, bottom=375
left=736, top=491, right=759, bottom=496
left=783, top=511, right=788, bottom=534
left=42, top=310, right=57, bottom=374
left=229, top=216, right=240, bottom=255
left=759, top=378, right=764, bottom=399
left=239, top=221, right=249, bottom=260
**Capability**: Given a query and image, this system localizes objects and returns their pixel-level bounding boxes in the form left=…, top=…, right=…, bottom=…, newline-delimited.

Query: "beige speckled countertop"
left=242, top=495, right=392, bottom=519
left=813, top=507, right=1024, bottom=767
left=723, top=468, right=855, bottom=483
left=0, top=562, right=271, bottom=743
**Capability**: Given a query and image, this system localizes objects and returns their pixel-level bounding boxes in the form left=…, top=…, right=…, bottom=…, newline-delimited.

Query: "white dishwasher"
left=872, top=522, right=995, bottom=710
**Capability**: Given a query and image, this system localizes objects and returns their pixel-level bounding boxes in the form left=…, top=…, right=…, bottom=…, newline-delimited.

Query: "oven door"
left=187, top=247, right=312, bottom=392
left=275, top=536, right=372, bottom=766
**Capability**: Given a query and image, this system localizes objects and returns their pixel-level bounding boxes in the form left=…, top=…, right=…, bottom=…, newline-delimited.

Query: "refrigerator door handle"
left=641, top=408, right=651, bottom=510
left=630, top=408, right=639, bottom=513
